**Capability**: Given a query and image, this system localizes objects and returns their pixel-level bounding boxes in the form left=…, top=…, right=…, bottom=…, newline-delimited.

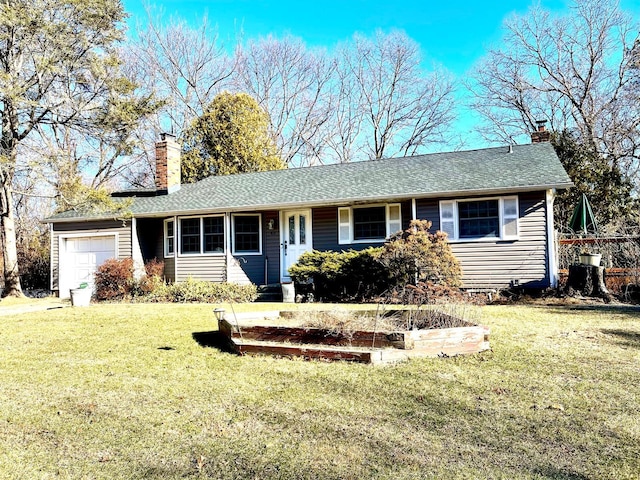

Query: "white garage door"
left=59, top=236, right=116, bottom=298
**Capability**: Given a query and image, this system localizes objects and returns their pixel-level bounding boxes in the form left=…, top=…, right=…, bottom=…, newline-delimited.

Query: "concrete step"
left=255, top=284, right=283, bottom=302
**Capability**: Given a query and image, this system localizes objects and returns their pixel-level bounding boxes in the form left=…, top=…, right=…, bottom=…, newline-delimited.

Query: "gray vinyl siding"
left=263, top=211, right=280, bottom=284
left=230, top=210, right=279, bottom=285
left=51, top=220, right=131, bottom=290
left=312, top=201, right=411, bottom=252
left=416, top=192, right=549, bottom=289
left=176, top=255, right=225, bottom=282
left=171, top=211, right=278, bottom=285
left=229, top=255, right=261, bottom=284
left=163, top=257, right=176, bottom=282
left=312, top=207, right=340, bottom=251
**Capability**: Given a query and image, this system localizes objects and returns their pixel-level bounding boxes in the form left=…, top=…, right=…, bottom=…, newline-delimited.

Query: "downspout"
left=546, top=189, right=559, bottom=288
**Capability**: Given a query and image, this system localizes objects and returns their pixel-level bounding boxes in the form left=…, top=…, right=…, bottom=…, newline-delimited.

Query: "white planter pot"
left=70, top=288, right=92, bottom=307
left=579, top=253, right=602, bottom=266
left=281, top=283, right=296, bottom=303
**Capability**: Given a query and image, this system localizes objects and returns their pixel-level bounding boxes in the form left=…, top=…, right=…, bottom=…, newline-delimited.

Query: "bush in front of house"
left=376, top=219, right=462, bottom=288
left=95, top=257, right=136, bottom=300
left=288, top=220, right=462, bottom=302
left=288, top=248, right=389, bottom=301
left=94, top=258, right=257, bottom=303
left=148, top=277, right=257, bottom=303
left=135, top=258, right=165, bottom=296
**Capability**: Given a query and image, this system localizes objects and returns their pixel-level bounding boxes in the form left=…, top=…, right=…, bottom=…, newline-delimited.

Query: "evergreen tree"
left=181, top=92, right=286, bottom=183
left=552, top=130, right=637, bottom=232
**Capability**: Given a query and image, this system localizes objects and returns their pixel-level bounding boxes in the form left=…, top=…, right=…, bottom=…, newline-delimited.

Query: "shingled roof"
left=47, top=142, right=572, bottom=221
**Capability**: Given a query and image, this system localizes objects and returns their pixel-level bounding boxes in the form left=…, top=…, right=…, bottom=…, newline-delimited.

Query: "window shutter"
left=387, top=204, right=402, bottom=237
left=439, top=201, right=456, bottom=239
left=338, top=207, right=351, bottom=244
left=502, top=196, right=519, bottom=239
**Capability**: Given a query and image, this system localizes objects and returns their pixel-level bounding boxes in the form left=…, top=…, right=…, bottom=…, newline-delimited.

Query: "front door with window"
left=281, top=210, right=312, bottom=281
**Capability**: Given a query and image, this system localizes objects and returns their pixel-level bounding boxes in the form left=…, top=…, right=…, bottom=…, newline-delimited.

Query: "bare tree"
left=233, top=35, right=335, bottom=166
left=332, top=30, right=456, bottom=161
left=320, top=60, right=367, bottom=163
left=468, top=0, right=640, bottom=168
left=129, top=10, right=235, bottom=133
left=124, top=9, right=236, bottom=184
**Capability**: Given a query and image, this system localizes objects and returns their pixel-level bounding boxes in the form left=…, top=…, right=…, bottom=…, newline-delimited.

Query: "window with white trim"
left=164, top=219, right=175, bottom=257
left=338, top=204, right=402, bottom=244
left=439, top=196, right=519, bottom=241
left=232, top=214, right=262, bottom=254
left=179, top=216, right=225, bottom=255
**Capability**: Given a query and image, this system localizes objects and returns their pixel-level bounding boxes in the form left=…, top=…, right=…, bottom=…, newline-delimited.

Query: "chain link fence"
left=557, top=230, right=640, bottom=300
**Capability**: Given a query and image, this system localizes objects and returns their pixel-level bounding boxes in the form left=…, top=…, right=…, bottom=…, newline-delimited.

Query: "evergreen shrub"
left=288, top=220, right=462, bottom=302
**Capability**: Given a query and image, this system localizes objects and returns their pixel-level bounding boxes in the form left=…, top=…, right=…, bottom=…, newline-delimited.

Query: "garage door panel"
left=90, top=237, right=115, bottom=252
left=59, top=235, right=117, bottom=298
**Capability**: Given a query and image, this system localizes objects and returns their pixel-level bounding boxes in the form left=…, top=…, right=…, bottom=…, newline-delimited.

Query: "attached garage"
left=58, top=234, right=117, bottom=298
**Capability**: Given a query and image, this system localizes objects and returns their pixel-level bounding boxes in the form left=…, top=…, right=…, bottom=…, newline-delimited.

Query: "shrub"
left=135, top=258, right=165, bottom=296
left=94, top=257, right=135, bottom=300
left=17, top=233, right=50, bottom=291
left=94, top=257, right=256, bottom=303
left=376, top=220, right=462, bottom=288
left=150, top=278, right=257, bottom=303
left=288, top=248, right=388, bottom=302
left=289, top=220, right=463, bottom=302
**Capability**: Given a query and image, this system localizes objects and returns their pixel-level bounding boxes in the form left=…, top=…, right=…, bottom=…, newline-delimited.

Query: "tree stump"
left=566, top=264, right=612, bottom=302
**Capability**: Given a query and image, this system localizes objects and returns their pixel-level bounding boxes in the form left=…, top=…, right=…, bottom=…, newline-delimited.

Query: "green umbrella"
left=568, top=193, right=598, bottom=235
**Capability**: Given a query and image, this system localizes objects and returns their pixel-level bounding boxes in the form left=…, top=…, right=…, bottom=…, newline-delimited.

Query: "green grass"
left=1, top=302, right=638, bottom=479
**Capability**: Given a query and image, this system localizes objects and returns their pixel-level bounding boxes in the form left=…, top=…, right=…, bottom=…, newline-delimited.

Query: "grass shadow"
left=542, top=304, right=640, bottom=317
left=601, top=328, right=640, bottom=348
left=192, top=331, right=237, bottom=354
left=531, top=466, right=591, bottom=480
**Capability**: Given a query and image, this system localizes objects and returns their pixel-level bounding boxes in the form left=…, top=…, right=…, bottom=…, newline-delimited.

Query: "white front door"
left=281, top=210, right=312, bottom=281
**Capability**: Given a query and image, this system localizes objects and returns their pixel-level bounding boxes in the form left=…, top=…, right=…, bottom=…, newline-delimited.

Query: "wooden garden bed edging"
left=217, top=313, right=490, bottom=365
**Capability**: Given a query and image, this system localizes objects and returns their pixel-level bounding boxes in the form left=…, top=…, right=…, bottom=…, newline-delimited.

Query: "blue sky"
left=122, top=0, right=639, bottom=74
left=121, top=0, right=640, bottom=148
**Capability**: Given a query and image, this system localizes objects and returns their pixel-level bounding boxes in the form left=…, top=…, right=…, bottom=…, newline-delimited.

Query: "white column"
left=546, top=189, right=559, bottom=288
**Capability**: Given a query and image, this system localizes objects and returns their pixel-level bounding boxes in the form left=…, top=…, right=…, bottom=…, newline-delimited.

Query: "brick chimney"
left=155, top=133, right=181, bottom=194
left=531, top=120, right=551, bottom=143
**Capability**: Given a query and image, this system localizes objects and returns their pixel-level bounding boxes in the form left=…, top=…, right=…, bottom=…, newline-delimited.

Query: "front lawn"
left=1, top=302, right=638, bottom=479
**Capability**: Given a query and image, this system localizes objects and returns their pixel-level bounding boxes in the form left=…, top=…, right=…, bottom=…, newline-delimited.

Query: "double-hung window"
left=164, top=219, right=175, bottom=257
left=232, top=214, right=261, bottom=254
left=439, top=196, right=519, bottom=241
left=179, top=216, right=225, bottom=255
left=203, top=217, right=224, bottom=253
left=338, top=204, right=402, bottom=244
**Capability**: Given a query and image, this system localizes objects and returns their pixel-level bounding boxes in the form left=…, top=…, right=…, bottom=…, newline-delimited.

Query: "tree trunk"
left=567, top=264, right=611, bottom=302
left=0, top=181, right=23, bottom=297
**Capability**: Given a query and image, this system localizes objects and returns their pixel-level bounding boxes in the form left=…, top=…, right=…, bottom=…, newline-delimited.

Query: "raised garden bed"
left=217, top=309, right=490, bottom=365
